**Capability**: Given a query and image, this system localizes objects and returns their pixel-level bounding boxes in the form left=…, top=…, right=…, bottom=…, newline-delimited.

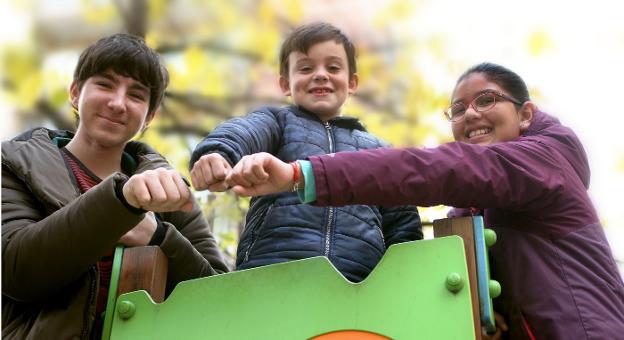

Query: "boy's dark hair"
left=456, top=62, right=530, bottom=104
left=279, top=22, right=357, bottom=79
left=73, top=33, right=169, bottom=115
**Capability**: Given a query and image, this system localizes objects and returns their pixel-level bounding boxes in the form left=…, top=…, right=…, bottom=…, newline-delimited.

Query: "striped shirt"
left=60, top=148, right=113, bottom=335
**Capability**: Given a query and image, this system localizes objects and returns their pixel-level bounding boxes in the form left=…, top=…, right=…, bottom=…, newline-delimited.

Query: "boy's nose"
left=313, top=70, right=329, bottom=81
left=107, top=91, right=127, bottom=113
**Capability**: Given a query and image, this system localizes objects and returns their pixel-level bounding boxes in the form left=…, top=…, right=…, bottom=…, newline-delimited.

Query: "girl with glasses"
left=223, top=62, right=624, bottom=339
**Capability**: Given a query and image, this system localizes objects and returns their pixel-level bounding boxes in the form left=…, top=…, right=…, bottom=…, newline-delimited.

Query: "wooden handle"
left=434, top=217, right=482, bottom=340
left=117, top=246, right=168, bottom=303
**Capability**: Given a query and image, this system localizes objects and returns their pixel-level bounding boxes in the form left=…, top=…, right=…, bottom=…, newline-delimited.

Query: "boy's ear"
left=142, top=110, right=156, bottom=131
left=519, top=101, right=537, bottom=132
left=279, top=76, right=291, bottom=96
left=69, top=81, right=80, bottom=108
left=348, top=74, right=359, bottom=94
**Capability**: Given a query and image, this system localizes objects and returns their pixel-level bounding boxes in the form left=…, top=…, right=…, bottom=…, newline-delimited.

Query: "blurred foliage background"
left=1, top=0, right=623, bottom=272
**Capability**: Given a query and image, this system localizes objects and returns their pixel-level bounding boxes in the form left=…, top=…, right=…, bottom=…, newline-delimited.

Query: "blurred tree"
left=1, top=0, right=453, bottom=260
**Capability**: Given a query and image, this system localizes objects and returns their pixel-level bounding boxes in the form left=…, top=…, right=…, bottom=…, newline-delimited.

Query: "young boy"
left=190, top=22, right=422, bottom=282
left=2, top=33, right=228, bottom=339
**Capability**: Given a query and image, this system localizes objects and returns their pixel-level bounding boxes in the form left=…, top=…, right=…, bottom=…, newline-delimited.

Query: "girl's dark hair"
left=73, top=33, right=169, bottom=115
left=279, top=22, right=357, bottom=79
left=456, top=62, right=530, bottom=104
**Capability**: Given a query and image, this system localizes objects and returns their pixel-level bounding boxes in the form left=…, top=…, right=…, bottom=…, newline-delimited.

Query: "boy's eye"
left=129, top=92, right=147, bottom=101
left=298, top=66, right=313, bottom=72
left=328, top=65, right=341, bottom=72
left=96, top=81, right=112, bottom=88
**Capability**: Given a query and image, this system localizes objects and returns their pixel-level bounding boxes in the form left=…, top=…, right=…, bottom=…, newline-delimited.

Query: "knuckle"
left=153, top=194, right=167, bottom=205
left=170, top=191, right=181, bottom=202
left=180, top=191, right=190, bottom=201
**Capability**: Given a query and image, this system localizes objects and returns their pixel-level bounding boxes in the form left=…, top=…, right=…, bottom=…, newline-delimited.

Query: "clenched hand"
left=190, top=153, right=232, bottom=192
left=122, top=168, right=193, bottom=212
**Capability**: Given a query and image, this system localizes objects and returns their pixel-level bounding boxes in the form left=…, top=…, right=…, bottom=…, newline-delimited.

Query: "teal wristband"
left=296, top=160, right=316, bottom=203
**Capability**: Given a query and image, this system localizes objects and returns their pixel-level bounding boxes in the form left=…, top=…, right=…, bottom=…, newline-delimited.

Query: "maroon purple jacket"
left=308, top=111, right=624, bottom=339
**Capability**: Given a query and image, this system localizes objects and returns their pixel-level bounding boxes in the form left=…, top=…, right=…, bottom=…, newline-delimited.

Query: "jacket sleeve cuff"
left=114, top=177, right=147, bottom=215
left=296, top=160, right=316, bottom=203
left=148, top=218, right=169, bottom=246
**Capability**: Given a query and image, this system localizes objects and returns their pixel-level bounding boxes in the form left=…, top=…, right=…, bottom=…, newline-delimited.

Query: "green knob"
left=484, top=229, right=497, bottom=247
left=446, top=272, right=464, bottom=293
left=489, top=280, right=501, bottom=298
left=117, top=300, right=136, bottom=320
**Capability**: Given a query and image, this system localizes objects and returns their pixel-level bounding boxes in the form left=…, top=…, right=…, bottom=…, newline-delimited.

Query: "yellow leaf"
left=80, top=0, right=117, bottom=24
left=618, top=155, right=624, bottom=172
left=528, top=30, right=554, bottom=57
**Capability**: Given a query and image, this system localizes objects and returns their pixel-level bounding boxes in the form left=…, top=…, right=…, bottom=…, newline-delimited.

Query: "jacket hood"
left=523, top=111, right=591, bottom=189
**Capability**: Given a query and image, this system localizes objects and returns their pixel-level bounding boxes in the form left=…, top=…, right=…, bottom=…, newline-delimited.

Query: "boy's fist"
left=190, top=153, right=232, bottom=191
left=123, top=168, right=193, bottom=212
left=226, top=152, right=294, bottom=197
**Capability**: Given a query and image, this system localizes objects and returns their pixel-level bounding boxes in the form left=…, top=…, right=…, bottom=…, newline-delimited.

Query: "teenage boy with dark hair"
left=2, top=33, right=228, bottom=339
left=190, top=22, right=422, bottom=283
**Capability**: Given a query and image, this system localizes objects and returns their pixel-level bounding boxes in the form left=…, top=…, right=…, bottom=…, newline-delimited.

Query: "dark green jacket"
left=2, top=128, right=229, bottom=339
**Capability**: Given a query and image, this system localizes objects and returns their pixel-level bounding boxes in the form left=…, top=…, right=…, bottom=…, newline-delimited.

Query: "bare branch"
left=35, top=99, right=75, bottom=131
left=115, top=0, right=147, bottom=37
left=155, top=125, right=210, bottom=138
left=157, top=41, right=264, bottom=61
left=353, top=90, right=403, bottom=118
left=164, top=91, right=288, bottom=119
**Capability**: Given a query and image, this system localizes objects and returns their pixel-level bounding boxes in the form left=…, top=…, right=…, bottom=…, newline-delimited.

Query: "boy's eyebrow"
left=293, top=57, right=313, bottom=65
left=129, top=81, right=150, bottom=94
left=93, top=72, right=115, bottom=82
left=292, top=56, right=345, bottom=67
left=96, top=71, right=150, bottom=93
left=325, top=55, right=345, bottom=62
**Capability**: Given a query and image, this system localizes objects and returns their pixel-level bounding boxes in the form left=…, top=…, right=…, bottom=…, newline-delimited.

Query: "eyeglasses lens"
left=474, top=93, right=496, bottom=111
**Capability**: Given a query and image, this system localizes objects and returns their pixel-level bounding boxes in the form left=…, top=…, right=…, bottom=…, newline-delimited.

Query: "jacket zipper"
left=244, top=205, right=273, bottom=262
left=377, top=224, right=386, bottom=250
left=323, top=121, right=335, bottom=257
left=81, top=266, right=98, bottom=339
left=324, top=121, right=334, bottom=153
left=324, top=208, right=335, bottom=256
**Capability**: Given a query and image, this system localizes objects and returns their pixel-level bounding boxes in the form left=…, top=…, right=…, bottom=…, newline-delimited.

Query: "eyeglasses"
left=443, top=91, right=523, bottom=122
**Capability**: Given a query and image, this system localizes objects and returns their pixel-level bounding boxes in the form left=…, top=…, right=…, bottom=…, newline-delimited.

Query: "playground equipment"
left=102, top=216, right=499, bottom=340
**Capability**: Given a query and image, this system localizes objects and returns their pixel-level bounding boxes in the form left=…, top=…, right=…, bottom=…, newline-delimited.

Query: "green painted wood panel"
left=109, top=236, right=474, bottom=339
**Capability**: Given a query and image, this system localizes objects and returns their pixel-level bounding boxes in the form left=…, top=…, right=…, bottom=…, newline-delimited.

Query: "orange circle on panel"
left=310, top=330, right=391, bottom=340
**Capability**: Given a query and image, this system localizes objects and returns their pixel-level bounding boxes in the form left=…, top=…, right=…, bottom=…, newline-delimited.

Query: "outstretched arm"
left=310, top=141, right=567, bottom=211
left=226, top=137, right=570, bottom=215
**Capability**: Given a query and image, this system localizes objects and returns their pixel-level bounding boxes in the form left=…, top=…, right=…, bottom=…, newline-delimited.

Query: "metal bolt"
left=489, top=280, right=501, bottom=298
left=484, top=229, right=497, bottom=247
left=117, top=300, right=136, bottom=320
left=446, top=272, right=464, bottom=293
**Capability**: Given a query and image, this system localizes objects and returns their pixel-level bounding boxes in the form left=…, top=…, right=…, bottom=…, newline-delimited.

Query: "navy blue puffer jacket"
left=190, top=106, right=422, bottom=282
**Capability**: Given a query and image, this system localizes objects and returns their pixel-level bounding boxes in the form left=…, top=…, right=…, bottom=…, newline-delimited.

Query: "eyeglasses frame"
left=443, top=90, right=524, bottom=122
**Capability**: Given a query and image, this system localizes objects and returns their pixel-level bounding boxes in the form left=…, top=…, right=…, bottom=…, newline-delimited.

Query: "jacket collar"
left=51, top=133, right=138, bottom=175
left=292, top=105, right=368, bottom=131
